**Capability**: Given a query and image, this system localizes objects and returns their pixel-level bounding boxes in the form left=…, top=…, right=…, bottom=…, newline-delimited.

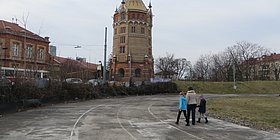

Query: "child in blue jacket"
left=175, top=92, right=188, bottom=125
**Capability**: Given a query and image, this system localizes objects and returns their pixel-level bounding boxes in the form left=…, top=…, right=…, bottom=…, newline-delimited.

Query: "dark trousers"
left=187, top=104, right=197, bottom=125
left=176, top=110, right=187, bottom=123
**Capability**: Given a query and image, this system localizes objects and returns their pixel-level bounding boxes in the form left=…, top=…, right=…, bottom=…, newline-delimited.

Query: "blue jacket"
left=179, top=96, right=187, bottom=110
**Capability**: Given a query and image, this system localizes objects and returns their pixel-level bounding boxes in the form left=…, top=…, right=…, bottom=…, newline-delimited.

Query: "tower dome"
left=125, top=0, right=147, bottom=11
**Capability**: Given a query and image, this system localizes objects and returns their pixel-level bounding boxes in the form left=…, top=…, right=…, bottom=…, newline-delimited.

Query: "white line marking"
left=70, top=105, right=103, bottom=140
left=117, top=105, right=137, bottom=140
left=148, top=104, right=204, bottom=140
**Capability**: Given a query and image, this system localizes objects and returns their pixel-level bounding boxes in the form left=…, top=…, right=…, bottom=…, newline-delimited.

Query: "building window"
left=0, top=39, right=3, bottom=55
left=135, top=68, right=141, bottom=77
left=119, top=46, right=125, bottom=53
left=0, top=38, right=3, bottom=47
left=25, top=45, right=33, bottom=59
left=121, top=12, right=126, bottom=21
left=37, top=48, right=44, bottom=59
left=12, top=42, right=19, bottom=56
left=118, top=68, right=125, bottom=77
left=120, top=36, right=126, bottom=44
left=141, top=27, right=145, bottom=34
left=120, top=27, right=126, bottom=33
left=137, top=14, right=140, bottom=20
left=131, top=26, right=136, bottom=33
left=114, top=28, right=117, bottom=35
left=142, top=15, right=145, bottom=21
left=132, top=14, right=135, bottom=20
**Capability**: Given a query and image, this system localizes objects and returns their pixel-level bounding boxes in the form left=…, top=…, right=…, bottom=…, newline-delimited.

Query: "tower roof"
left=125, top=0, right=147, bottom=11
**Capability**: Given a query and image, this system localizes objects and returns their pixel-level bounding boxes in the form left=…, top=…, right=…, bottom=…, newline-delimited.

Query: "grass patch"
left=207, top=96, right=280, bottom=130
left=174, top=81, right=280, bottom=94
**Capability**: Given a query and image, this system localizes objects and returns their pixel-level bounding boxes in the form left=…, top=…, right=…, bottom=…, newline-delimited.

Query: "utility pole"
left=233, top=62, right=237, bottom=90
left=103, top=27, right=107, bottom=83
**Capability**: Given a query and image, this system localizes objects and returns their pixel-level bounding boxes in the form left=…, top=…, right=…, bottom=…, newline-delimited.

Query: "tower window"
left=120, top=36, right=126, bottom=43
left=120, top=27, right=126, bottom=33
left=131, top=26, right=136, bottom=33
left=118, top=68, right=125, bottom=77
left=141, top=27, right=145, bottom=34
left=135, top=68, right=141, bottom=77
left=132, top=14, right=135, bottom=20
left=137, top=14, right=140, bottom=20
left=121, top=12, right=126, bottom=21
left=119, top=46, right=125, bottom=53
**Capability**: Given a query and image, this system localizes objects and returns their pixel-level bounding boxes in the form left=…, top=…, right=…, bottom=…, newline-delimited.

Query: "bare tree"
left=174, top=58, right=191, bottom=80
left=271, top=61, right=280, bottom=81
left=210, top=53, right=231, bottom=81
left=194, top=55, right=211, bottom=81
left=155, top=53, right=176, bottom=78
left=226, top=41, right=270, bottom=81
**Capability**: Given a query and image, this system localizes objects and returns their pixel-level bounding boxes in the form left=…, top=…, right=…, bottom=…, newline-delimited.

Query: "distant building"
left=109, top=0, right=154, bottom=83
left=54, top=56, right=97, bottom=80
left=246, top=53, right=280, bottom=80
left=49, top=45, right=57, bottom=56
left=0, top=20, right=50, bottom=78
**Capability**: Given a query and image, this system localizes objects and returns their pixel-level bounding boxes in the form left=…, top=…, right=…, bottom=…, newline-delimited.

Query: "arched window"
left=121, top=12, right=126, bottom=21
left=118, top=68, right=125, bottom=77
left=135, top=68, right=141, bottom=77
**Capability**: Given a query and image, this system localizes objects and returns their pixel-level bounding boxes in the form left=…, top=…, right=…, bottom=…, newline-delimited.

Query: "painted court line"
left=70, top=105, right=103, bottom=140
left=117, top=105, right=137, bottom=140
left=148, top=103, right=204, bottom=140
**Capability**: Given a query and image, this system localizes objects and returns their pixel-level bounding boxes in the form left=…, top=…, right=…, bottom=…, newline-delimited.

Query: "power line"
left=52, top=43, right=103, bottom=47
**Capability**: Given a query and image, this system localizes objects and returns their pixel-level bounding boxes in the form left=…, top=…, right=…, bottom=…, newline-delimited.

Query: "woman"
left=186, top=86, right=198, bottom=126
left=175, top=92, right=188, bottom=125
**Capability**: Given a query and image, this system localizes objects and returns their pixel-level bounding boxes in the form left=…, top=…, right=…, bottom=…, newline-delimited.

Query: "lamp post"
left=128, top=52, right=132, bottom=86
left=233, top=61, right=237, bottom=90
left=103, top=27, right=107, bottom=83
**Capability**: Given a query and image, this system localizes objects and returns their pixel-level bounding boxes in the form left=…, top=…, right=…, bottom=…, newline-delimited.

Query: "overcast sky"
left=1, top=0, right=280, bottom=64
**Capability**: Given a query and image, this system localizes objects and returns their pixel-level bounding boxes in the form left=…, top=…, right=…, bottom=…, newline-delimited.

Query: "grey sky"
left=1, top=0, right=280, bottom=64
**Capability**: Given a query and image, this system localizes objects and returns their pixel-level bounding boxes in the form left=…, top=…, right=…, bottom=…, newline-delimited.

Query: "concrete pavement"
left=0, top=94, right=279, bottom=140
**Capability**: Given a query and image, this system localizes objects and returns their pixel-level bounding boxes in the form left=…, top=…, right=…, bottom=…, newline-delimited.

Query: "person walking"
left=186, top=86, right=198, bottom=126
left=175, top=92, right=188, bottom=125
left=197, top=95, right=208, bottom=123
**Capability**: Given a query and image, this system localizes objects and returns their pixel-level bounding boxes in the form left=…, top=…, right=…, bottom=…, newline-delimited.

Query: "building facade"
left=109, top=0, right=154, bottom=83
left=246, top=53, right=280, bottom=81
left=0, top=20, right=50, bottom=78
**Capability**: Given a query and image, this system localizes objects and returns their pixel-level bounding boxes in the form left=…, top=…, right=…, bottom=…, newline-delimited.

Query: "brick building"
left=0, top=20, right=50, bottom=78
left=54, top=56, right=97, bottom=81
left=109, top=0, right=154, bottom=83
left=251, top=53, right=280, bottom=81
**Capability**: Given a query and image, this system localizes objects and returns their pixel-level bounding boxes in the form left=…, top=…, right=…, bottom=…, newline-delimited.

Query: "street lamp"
left=233, top=61, right=237, bottom=90
left=128, top=52, right=132, bottom=86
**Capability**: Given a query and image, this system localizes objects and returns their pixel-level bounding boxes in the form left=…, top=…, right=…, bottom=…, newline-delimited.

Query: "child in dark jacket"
left=197, top=95, right=208, bottom=123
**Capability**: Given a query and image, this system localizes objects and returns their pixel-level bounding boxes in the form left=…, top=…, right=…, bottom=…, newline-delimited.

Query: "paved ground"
left=0, top=94, right=279, bottom=140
